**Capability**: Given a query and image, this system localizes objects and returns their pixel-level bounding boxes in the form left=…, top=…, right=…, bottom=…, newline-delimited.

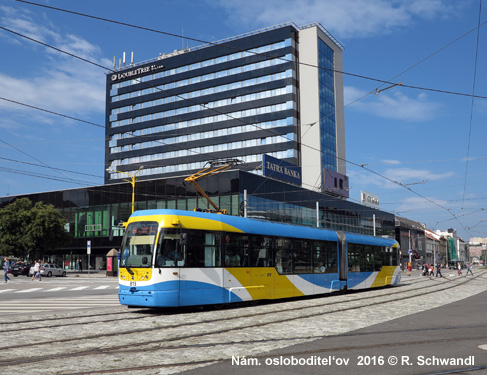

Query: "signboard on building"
left=263, top=154, right=302, bottom=186
left=110, top=64, right=164, bottom=81
left=361, top=190, right=380, bottom=208
left=323, top=168, right=349, bottom=198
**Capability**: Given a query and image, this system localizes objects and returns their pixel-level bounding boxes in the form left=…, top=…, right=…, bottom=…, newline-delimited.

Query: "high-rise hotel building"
left=105, top=22, right=345, bottom=191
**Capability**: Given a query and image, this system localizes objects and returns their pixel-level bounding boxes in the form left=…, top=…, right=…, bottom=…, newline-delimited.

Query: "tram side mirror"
left=180, top=233, right=188, bottom=246
left=142, top=256, right=148, bottom=265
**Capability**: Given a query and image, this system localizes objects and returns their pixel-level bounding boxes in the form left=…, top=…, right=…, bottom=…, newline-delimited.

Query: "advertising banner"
left=263, top=154, right=302, bottom=186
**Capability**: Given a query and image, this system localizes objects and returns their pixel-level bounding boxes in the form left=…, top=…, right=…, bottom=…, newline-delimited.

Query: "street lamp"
left=106, top=166, right=144, bottom=213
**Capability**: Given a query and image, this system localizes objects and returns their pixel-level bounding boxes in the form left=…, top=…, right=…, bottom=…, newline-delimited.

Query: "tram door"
left=337, top=231, right=348, bottom=283
left=223, top=234, right=252, bottom=303
left=249, top=239, right=274, bottom=300
left=154, top=232, right=181, bottom=306
left=179, top=232, right=227, bottom=306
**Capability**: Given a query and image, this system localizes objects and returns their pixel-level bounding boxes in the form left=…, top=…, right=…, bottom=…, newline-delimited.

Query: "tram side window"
left=391, top=247, right=399, bottom=266
left=374, top=246, right=383, bottom=270
left=251, top=236, right=273, bottom=267
left=275, top=237, right=293, bottom=274
left=313, top=240, right=337, bottom=273
left=185, top=231, right=205, bottom=267
left=184, top=231, right=222, bottom=267
left=155, top=230, right=184, bottom=267
left=383, top=246, right=398, bottom=266
left=348, top=243, right=364, bottom=272
left=363, top=245, right=374, bottom=272
left=204, top=233, right=221, bottom=267
left=293, top=239, right=312, bottom=274
left=224, top=234, right=249, bottom=267
left=382, top=247, right=394, bottom=266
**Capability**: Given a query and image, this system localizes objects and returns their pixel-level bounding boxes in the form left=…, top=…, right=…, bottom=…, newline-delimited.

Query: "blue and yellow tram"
left=118, top=209, right=401, bottom=307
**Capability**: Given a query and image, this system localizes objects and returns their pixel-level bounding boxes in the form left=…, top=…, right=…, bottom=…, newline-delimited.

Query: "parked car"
left=29, top=263, right=66, bottom=277
left=10, top=263, right=33, bottom=277
left=448, top=260, right=465, bottom=269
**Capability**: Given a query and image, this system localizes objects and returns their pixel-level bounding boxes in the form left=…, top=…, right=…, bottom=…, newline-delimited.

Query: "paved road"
left=184, top=273, right=487, bottom=375
left=1, top=269, right=485, bottom=375
left=0, top=275, right=119, bottom=316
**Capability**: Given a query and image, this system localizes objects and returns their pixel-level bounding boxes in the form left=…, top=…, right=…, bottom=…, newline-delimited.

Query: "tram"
left=118, top=209, right=401, bottom=307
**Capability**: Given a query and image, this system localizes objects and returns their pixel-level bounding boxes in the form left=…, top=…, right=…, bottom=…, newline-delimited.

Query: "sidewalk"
left=65, top=270, right=118, bottom=278
left=403, top=266, right=482, bottom=278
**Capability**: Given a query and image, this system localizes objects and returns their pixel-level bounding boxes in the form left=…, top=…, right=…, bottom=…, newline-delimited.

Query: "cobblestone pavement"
left=0, top=270, right=485, bottom=374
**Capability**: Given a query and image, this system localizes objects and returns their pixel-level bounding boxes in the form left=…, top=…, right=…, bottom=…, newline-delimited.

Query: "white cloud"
left=214, top=0, right=460, bottom=39
left=385, top=167, right=454, bottom=186
left=348, top=166, right=454, bottom=191
left=0, top=6, right=108, bottom=127
left=383, top=160, right=402, bottom=165
left=345, top=86, right=443, bottom=121
left=394, top=196, right=449, bottom=212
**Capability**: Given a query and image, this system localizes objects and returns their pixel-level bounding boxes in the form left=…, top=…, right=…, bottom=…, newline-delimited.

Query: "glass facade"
left=317, top=38, right=337, bottom=171
left=105, top=26, right=299, bottom=184
left=240, top=172, right=395, bottom=237
left=0, top=171, right=395, bottom=270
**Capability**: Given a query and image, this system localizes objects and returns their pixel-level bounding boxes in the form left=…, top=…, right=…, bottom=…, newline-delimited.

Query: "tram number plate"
left=130, top=281, right=136, bottom=287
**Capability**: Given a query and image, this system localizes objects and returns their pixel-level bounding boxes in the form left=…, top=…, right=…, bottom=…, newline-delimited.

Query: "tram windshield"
left=120, top=221, right=158, bottom=268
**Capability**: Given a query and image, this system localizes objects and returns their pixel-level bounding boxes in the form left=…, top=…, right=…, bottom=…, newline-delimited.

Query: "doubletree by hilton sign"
left=111, top=64, right=164, bottom=81
left=263, top=154, right=302, bottom=186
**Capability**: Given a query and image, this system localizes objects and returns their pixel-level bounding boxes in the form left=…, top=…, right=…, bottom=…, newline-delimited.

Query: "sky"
left=0, top=0, right=486, bottom=240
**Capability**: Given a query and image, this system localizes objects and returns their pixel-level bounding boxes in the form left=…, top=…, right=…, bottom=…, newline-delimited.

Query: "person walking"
left=428, top=264, right=434, bottom=278
left=32, top=260, right=42, bottom=281
left=466, top=263, right=473, bottom=276
left=3, top=257, right=11, bottom=283
left=457, top=263, right=462, bottom=276
left=435, top=263, right=443, bottom=278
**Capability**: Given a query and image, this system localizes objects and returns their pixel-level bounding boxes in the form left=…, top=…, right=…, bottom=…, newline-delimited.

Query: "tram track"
left=0, top=271, right=448, bottom=335
left=1, top=272, right=483, bottom=344
left=0, top=274, right=457, bottom=347
left=0, top=270, right=485, bottom=374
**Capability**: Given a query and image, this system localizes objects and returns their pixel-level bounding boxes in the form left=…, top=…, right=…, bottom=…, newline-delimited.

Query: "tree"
left=0, top=198, right=72, bottom=259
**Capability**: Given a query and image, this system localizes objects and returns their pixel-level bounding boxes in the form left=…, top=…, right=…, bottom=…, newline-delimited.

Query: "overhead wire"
left=13, top=0, right=487, bottom=100
left=0, top=157, right=103, bottom=179
left=0, top=138, right=87, bottom=187
left=0, top=17, right=472, bottom=232
left=461, top=0, right=484, bottom=210
left=4, top=3, right=486, bottom=235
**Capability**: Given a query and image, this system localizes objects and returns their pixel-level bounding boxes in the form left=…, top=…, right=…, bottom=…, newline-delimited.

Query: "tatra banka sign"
left=263, top=154, right=302, bottom=186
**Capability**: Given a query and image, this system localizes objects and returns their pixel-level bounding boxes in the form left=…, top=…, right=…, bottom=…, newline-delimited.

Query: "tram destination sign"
left=263, top=154, right=302, bottom=186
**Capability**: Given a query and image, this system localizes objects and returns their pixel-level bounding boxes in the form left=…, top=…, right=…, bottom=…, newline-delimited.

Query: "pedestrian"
left=457, top=263, right=462, bottom=276
left=79, top=259, right=83, bottom=272
left=466, top=263, right=473, bottom=276
left=435, top=263, right=443, bottom=278
left=32, top=260, right=42, bottom=281
left=429, top=264, right=434, bottom=278
left=3, top=257, right=11, bottom=283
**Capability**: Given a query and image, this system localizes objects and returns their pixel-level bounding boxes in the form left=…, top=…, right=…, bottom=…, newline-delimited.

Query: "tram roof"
left=130, top=209, right=397, bottom=247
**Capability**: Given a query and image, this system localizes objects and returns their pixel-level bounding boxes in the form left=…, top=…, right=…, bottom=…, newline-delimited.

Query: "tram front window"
left=120, top=222, right=158, bottom=268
